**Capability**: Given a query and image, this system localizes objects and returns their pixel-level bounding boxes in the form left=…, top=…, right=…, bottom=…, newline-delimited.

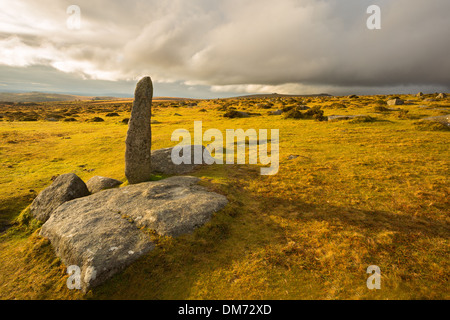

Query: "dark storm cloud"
left=0, top=0, right=449, bottom=96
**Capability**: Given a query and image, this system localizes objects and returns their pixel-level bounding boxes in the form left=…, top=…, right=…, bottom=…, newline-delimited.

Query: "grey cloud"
left=0, top=0, right=449, bottom=96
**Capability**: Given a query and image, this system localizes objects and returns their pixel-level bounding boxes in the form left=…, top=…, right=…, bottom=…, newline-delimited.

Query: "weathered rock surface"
left=151, top=146, right=214, bottom=175
left=30, top=173, right=90, bottom=223
left=86, top=176, right=123, bottom=194
left=40, top=176, right=228, bottom=291
left=387, top=99, right=404, bottom=106
left=40, top=204, right=154, bottom=292
left=125, top=76, right=153, bottom=184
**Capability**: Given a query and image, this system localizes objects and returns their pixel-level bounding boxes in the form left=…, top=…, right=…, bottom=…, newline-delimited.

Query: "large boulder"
left=40, top=176, right=228, bottom=291
left=436, top=93, right=447, bottom=99
left=125, top=76, right=153, bottom=184
left=387, top=99, right=404, bottom=106
left=151, top=146, right=214, bottom=175
left=30, top=173, right=90, bottom=223
left=86, top=176, right=123, bottom=194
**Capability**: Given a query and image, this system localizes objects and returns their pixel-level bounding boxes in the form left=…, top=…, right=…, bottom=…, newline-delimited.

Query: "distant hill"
left=229, top=93, right=332, bottom=99
left=0, top=92, right=200, bottom=103
left=0, top=92, right=118, bottom=103
left=0, top=91, right=332, bottom=103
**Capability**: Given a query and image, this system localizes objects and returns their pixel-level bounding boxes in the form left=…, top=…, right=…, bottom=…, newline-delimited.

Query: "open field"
left=0, top=94, right=449, bottom=299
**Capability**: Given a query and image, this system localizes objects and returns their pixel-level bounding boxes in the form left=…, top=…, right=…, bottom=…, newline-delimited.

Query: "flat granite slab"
left=40, top=176, right=228, bottom=291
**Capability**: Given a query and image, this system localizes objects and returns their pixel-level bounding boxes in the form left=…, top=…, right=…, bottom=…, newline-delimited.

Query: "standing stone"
left=125, top=76, right=153, bottom=184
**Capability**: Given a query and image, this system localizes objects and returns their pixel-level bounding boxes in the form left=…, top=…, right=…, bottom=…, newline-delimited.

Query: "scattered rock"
left=347, top=95, right=358, bottom=99
left=39, top=176, right=228, bottom=291
left=436, top=93, right=447, bottom=99
left=106, top=112, right=120, bottom=117
left=30, top=173, right=90, bottom=223
left=86, top=176, right=123, bottom=194
left=223, top=110, right=250, bottom=118
left=89, top=117, right=104, bottom=122
left=174, top=113, right=182, bottom=116
left=122, top=118, right=129, bottom=124
left=151, top=145, right=214, bottom=175
left=422, top=114, right=450, bottom=127
left=328, top=114, right=369, bottom=121
left=256, top=103, right=273, bottom=109
left=417, top=92, right=424, bottom=97
left=151, top=120, right=161, bottom=124
left=268, top=109, right=283, bottom=115
left=387, top=99, right=404, bottom=106
left=284, top=106, right=325, bottom=120
left=125, top=76, right=153, bottom=184
left=288, top=155, right=300, bottom=160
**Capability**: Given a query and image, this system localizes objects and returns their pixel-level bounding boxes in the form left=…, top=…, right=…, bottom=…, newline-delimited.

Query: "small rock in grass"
left=86, top=176, right=123, bottom=194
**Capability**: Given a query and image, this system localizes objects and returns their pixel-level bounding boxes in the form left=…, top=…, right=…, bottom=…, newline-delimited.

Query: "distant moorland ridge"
left=0, top=91, right=332, bottom=103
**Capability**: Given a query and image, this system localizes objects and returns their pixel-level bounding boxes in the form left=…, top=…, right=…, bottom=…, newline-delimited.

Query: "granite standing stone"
left=125, top=76, right=153, bottom=184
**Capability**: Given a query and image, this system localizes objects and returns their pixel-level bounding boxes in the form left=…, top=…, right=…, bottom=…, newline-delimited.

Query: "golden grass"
left=0, top=94, right=448, bottom=299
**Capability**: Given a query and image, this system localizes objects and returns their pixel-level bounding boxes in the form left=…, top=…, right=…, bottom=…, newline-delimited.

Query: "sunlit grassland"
left=0, top=95, right=448, bottom=299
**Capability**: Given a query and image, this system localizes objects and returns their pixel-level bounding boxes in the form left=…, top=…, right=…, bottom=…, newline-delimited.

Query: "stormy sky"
left=0, top=0, right=449, bottom=98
